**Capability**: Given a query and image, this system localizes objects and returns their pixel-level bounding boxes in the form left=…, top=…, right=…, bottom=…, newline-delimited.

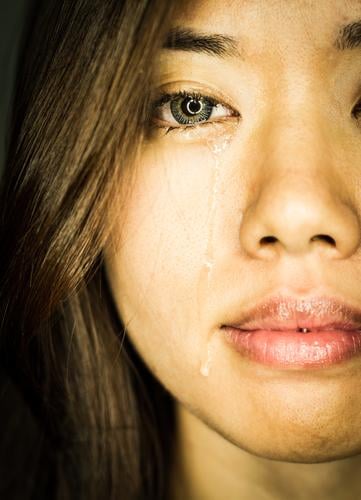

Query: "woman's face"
left=104, top=0, right=361, bottom=461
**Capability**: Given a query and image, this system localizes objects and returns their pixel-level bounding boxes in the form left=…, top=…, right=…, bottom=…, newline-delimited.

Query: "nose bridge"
left=268, top=69, right=329, bottom=169
left=239, top=75, right=361, bottom=260
left=263, top=74, right=337, bottom=206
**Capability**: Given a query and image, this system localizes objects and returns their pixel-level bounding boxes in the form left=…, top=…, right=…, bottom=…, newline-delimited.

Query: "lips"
left=222, top=294, right=361, bottom=333
left=220, top=293, right=361, bottom=368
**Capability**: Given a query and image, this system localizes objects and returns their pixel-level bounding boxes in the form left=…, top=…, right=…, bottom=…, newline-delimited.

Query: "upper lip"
left=223, top=294, right=361, bottom=331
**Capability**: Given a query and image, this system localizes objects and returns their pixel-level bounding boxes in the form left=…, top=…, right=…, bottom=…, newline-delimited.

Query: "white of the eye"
left=159, top=101, right=234, bottom=125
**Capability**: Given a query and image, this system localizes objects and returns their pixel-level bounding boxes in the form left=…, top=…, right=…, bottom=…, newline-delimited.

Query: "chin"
left=232, top=432, right=361, bottom=464
left=245, top=444, right=361, bottom=464
left=198, top=407, right=361, bottom=464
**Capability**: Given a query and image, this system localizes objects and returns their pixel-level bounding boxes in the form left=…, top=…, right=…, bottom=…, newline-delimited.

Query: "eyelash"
left=151, top=89, right=239, bottom=134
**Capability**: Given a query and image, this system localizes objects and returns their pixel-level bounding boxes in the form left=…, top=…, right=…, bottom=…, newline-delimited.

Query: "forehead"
left=174, top=0, right=361, bottom=57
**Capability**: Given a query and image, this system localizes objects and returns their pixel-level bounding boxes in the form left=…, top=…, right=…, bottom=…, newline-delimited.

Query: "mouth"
left=221, top=294, right=361, bottom=369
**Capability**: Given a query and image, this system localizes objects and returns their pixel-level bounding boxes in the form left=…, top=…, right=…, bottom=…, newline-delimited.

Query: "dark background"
left=0, top=0, right=26, bottom=176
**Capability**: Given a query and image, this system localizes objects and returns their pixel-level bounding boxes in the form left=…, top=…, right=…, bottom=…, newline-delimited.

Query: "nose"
left=239, top=120, right=361, bottom=260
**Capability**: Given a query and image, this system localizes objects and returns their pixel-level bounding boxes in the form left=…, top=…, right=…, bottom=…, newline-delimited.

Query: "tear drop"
left=199, top=334, right=219, bottom=377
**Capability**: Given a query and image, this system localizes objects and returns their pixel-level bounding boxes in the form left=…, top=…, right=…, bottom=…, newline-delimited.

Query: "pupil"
left=182, top=98, right=202, bottom=116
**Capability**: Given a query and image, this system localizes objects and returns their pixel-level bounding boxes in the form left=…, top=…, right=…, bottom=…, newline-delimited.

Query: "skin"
left=104, top=1, right=361, bottom=498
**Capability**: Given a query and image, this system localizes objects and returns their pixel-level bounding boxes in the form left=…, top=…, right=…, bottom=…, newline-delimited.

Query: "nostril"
left=310, top=234, right=335, bottom=245
left=260, top=236, right=277, bottom=245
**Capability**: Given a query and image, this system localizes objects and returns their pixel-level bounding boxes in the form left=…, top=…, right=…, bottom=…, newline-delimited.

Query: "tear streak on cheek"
left=197, top=131, right=235, bottom=378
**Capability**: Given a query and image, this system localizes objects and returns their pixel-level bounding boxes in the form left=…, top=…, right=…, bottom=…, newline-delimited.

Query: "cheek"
left=104, top=141, right=221, bottom=376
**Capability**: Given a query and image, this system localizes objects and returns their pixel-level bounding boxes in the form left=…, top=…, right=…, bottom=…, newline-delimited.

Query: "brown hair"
left=0, top=1, right=177, bottom=498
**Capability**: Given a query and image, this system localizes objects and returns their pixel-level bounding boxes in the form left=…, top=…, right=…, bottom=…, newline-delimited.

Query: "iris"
left=170, top=94, right=213, bottom=125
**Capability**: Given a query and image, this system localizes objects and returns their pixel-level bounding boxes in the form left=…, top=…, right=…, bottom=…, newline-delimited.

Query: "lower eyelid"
left=154, top=118, right=240, bottom=141
left=152, top=114, right=239, bottom=129
left=163, top=121, right=221, bottom=138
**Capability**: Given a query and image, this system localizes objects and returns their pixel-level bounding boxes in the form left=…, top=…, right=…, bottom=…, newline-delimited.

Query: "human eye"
left=150, top=89, right=240, bottom=134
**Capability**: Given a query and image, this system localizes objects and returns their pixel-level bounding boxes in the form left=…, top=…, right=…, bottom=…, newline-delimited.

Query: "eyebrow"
left=164, top=21, right=361, bottom=59
left=334, top=20, right=361, bottom=50
left=163, top=27, right=241, bottom=58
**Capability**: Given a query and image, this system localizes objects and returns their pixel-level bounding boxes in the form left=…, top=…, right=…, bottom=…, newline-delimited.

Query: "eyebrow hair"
left=163, top=27, right=241, bottom=58
left=164, top=21, right=361, bottom=58
left=334, top=20, right=361, bottom=50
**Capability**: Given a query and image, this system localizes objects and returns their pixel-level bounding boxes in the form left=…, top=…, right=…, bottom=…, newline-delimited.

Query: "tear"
left=196, top=132, right=234, bottom=374
left=201, top=133, right=232, bottom=287
left=200, top=331, right=220, bottom=377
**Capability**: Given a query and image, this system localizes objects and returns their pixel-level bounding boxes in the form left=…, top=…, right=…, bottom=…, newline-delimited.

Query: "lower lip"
left=222, top=327, right=361, bottom=369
